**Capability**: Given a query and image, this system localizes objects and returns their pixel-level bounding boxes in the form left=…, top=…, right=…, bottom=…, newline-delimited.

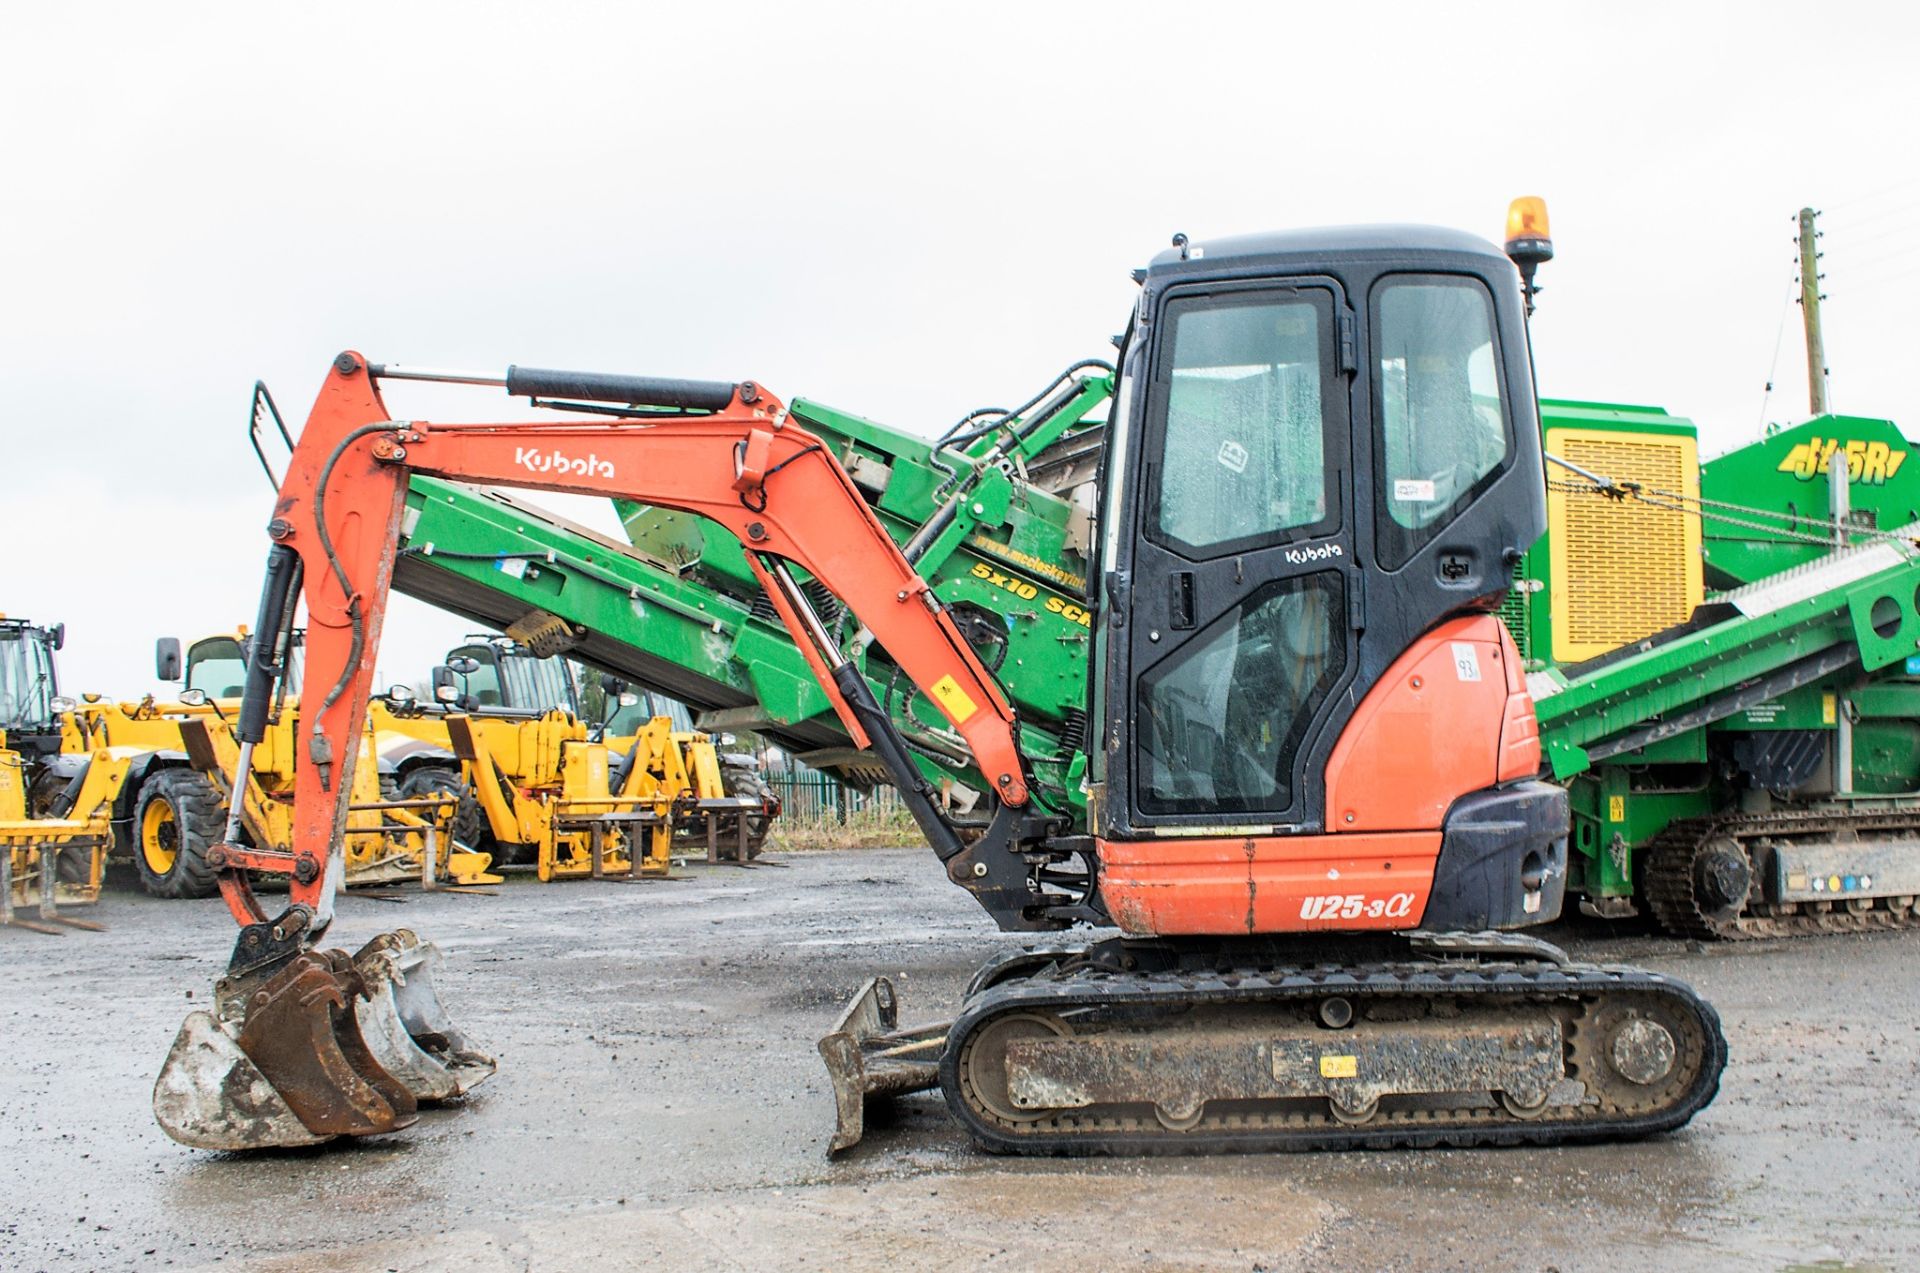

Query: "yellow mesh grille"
left=1547, top=428, right=1703, bottom=663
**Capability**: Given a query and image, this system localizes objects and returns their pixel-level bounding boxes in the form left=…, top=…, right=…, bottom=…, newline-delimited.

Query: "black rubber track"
left=939, top=960, right=1727, bottom=1156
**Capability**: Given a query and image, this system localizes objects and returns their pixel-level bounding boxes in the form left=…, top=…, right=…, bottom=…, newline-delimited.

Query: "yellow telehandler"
left=0, top=614, right=127, bottom=930
left=179, top=627, right=682, bottom=882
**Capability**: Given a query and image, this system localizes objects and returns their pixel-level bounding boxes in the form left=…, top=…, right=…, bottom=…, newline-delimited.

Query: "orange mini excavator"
left=154, top=214, right=1725, bottom=1155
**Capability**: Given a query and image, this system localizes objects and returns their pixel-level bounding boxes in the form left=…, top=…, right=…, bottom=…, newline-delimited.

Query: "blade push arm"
left=227, top=352, right=1072, bottom=939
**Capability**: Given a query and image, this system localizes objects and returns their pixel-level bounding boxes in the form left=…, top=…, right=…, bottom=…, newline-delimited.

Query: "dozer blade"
left=365, top=930, right=496, bottom=1093
left=153, top=951, right=417, bottom=1150
left=816, top=977, right=946, bottom=1153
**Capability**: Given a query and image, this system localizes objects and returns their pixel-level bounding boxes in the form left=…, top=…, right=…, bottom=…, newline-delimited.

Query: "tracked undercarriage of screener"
left=155, top=211, right=1725, bottom=1155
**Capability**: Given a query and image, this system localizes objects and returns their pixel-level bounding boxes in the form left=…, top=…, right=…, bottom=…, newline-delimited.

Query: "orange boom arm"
left=218, top=353, right=1061, bottom=938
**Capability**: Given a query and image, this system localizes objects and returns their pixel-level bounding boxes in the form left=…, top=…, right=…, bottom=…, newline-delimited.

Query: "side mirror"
left=432, top=665, right=460, bottom=703
left=49, top=623, right=65, bottom=652
left=600, top=673, right=630, bottom=696
left=178, top=689, right=209, bottom=707
left=385, top=684, right=416, bottom=706
left=156, top=637, right=182, bottom=681
left=447, top=656, right=481, bottom=676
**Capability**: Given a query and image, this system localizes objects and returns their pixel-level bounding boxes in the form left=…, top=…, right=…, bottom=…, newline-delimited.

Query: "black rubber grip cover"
left=505, top=365, right=737, bottom=411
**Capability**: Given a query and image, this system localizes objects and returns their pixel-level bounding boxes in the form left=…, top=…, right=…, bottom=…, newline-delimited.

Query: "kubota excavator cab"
left=1089, top=227, right=1565, bottom=937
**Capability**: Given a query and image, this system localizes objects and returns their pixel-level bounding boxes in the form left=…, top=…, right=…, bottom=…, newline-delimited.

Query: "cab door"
left=1119, top=279, right=1357, bottom=830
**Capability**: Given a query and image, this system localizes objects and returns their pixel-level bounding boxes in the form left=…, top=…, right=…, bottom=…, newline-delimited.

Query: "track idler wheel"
left=1692, top=838, right=1753, bottom=925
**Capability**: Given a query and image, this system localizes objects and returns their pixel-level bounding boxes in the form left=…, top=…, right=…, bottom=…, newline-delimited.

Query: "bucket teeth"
left=235, top=952, right=418, bottom=1137
left=356, top=930, right=496, bottom=1093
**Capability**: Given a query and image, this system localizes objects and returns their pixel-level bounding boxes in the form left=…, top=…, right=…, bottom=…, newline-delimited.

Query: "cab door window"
left=1137, top=572, right=1346, bottom=816
left=1148, top=291, right=1337, bottom=558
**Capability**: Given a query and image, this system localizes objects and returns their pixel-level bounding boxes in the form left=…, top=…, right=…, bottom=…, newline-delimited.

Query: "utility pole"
left=1797, top=207, right=1829, bottom=415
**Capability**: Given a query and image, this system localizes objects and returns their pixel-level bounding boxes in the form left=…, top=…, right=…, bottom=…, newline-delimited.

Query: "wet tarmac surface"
left=2, top=848, right=1915, bottom=1271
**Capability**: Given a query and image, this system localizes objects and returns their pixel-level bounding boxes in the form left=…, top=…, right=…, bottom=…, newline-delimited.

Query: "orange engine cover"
left=1097, top=614, right=1539, bottom=938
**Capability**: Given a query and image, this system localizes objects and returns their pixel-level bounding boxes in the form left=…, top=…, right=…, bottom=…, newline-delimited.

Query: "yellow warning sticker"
left=1607, top=795, right=1625, bottom=822
left=930, top=674, right=979, bottom=725
left=1319, top=1055, right=1358, bottom=1079
left=1823, top=694, right=1837, bottom=724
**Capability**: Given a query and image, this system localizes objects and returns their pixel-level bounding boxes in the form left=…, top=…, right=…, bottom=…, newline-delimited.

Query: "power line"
left=1823, top=194, right=1920, bottom=223
left=1820, top=212, right=1920, bottom=250
left=1822, top=178, right=1920, bottom=214
left=1756, top=255, right=1799, bottom=431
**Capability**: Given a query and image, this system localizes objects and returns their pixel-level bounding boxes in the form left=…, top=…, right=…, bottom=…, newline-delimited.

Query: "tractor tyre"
left=25, top=769, right=99, bottom=884
left=397, top=765, right=489, bottom=851
left=132, top=769, right=226, bottom=899
left=723, top=765, right=776, bottom=859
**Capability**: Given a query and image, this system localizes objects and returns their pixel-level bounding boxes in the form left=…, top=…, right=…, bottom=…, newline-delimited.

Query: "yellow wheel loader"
left=180, top=624, right=672, bottom=883
left=377, top=689, right=678, bottom=880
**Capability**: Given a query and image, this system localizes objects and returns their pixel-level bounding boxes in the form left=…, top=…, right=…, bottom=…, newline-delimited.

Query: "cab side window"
left=1372, top=277, right=1510, bottom=569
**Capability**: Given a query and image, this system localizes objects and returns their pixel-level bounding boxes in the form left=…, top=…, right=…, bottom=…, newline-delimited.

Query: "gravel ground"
left=2, top=848, right=1915, bottom=1272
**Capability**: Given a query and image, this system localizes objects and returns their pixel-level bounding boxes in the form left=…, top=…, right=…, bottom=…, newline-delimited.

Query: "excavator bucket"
left=154, top=933, right=489, bottom=1150
left=153, top=1010, right=333, bottom=1150
left=815, top=977, right=946, bottom=1153
left=352, top=930, right=495, bottom=1096
left=153, top=942, right=448, bottom=1150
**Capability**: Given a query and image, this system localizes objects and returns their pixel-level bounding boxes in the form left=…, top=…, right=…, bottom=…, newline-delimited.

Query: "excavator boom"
left=154, top=350, right=1094, bottom=1152
left=220, top=355, right=1062, bottom=943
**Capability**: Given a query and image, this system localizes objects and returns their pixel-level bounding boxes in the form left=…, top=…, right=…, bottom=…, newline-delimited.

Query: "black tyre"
left=723, top=765, right=776, bottom=859
left=397, top=765, right=489, bottom=850
left=24, top=768, right=100, bottom=886
left=132, top=768, right=226, bottom=899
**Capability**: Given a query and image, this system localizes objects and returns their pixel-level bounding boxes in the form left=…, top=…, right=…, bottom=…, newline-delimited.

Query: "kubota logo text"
left=515, top=447, right=616, bottom=480
left=1777, top=436, right=1907, bottom=485
left=1284, top=542, right=1343, bottom=566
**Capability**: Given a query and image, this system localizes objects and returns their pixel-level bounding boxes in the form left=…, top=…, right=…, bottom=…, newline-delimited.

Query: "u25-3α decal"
left=1299, top=891, right=1417, bottom=921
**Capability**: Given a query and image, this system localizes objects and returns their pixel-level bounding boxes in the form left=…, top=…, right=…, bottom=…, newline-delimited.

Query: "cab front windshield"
left=0, top=631, right=56, bottom=731
left=604, top=692, right=694, bottom=737
left=453, top=646, right=576, bottom=714
left=186, top=637, right=303, bottom=700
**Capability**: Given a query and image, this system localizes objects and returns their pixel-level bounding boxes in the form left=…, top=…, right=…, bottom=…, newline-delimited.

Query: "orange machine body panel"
left=1324, top=613, right=1536, bottom=832
left=1098, top=832, right=1440, bottom=937
left=1096, top=614, right=1540, bottom=938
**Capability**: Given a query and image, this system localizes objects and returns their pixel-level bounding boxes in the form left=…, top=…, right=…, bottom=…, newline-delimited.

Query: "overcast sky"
left=7, top=2, right=1917, bottom=697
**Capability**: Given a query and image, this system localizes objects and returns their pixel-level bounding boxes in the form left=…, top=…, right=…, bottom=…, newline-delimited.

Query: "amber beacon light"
left=1505, top=196, right=1554, bottom=314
